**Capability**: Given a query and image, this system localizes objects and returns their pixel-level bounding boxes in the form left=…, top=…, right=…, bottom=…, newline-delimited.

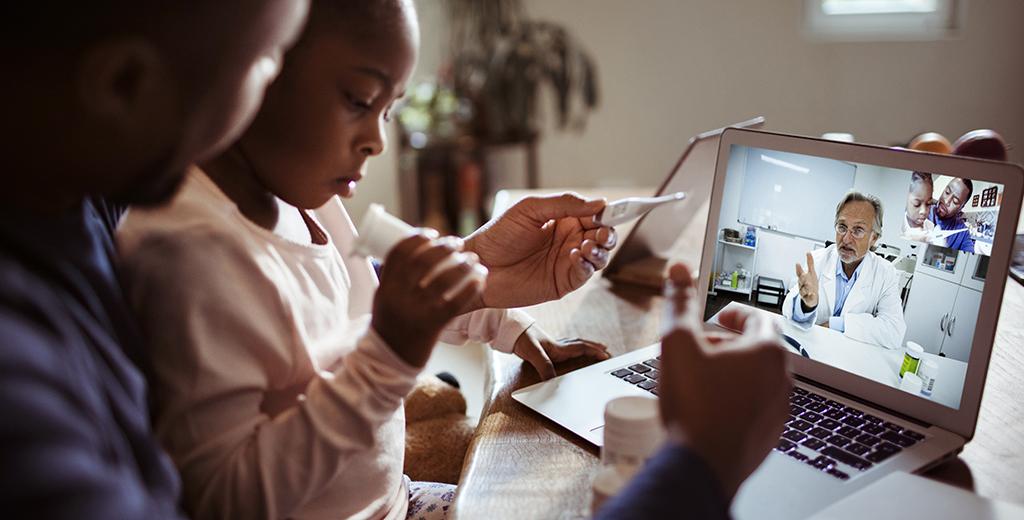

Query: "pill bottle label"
left=899, top=354, right=920, bottom=378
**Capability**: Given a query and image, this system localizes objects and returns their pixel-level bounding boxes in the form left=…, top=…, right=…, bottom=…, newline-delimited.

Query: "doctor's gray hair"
left=834, top=191, right=884, bottom=237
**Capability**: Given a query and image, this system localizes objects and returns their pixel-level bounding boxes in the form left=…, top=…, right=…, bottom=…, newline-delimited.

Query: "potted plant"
left=445, top=0, right=600, bottom=144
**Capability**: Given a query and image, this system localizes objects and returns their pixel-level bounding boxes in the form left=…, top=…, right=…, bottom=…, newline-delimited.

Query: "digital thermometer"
left=594, top=192, right=686, bottom=227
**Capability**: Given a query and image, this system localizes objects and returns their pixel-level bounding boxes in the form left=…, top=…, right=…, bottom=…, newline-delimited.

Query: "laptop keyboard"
left=611, top=363, right=927, bottom=481
left=778, top=387, right=926, bottom=480
left=609, top=357, right=661, bottom=395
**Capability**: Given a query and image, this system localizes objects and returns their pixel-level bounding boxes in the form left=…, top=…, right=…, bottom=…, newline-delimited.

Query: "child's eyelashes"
left=344, top=92, right=374, bottom=113
left=383, top=99, right=407, bottom=123
left=344, top=91, right=402, bottom=123
left=382, top=101, right=401, bottom=123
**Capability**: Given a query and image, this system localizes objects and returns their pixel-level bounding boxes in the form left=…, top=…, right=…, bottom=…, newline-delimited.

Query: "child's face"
left=905, top=182, right=931, bottom=227
left=235, top=6, right=419, bottom=210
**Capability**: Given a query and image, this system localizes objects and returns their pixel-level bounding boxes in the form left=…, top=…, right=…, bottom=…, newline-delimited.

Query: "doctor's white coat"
left=782, top=244, right=907, bottom=350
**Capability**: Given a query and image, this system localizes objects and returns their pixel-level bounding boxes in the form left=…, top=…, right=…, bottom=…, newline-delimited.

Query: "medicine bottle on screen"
left=918, top=359, right=938, bottom=397
left=900, top=342, right=924, bottom=378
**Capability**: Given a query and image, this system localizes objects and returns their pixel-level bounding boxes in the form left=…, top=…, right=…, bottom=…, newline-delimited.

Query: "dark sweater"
left=0, top=198, right=183, bottom=518
left=595, top=443, right=730, bottom=520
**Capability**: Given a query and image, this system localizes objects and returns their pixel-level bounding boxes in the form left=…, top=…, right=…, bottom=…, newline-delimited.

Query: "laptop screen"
left=704, top=144, right=1007, bottom=410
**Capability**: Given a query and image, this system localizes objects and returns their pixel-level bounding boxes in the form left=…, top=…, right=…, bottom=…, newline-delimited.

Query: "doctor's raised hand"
left=795, top=252, right=820, bottom=310
left=463, top=192, right=617, bottom=308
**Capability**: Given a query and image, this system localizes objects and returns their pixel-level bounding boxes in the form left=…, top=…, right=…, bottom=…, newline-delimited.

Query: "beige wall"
left=348, top=0, right=1024, bottom=221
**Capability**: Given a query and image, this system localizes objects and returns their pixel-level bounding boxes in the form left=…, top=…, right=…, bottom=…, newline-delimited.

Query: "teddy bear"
left=404, top=373, right=477, bottom=485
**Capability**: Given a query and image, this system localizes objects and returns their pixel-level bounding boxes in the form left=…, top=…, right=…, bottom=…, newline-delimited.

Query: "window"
left=804, top=0, right=963, bottom=41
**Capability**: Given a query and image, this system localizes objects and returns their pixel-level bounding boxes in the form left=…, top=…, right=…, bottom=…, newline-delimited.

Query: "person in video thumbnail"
left=783, top=192, right=906, bottom=349
left=900, top=172, right=936, bottom=243
left=928, top=177, right=976, bottom=253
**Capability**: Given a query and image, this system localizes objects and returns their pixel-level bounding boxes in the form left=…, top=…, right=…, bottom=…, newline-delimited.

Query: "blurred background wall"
left=348, top=0, right=1024, bottom=220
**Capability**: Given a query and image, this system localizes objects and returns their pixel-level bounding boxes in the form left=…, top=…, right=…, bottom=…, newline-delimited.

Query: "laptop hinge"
left=795, top=374, right=933, bottom=429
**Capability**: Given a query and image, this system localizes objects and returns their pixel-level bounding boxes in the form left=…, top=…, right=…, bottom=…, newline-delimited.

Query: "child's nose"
left=357, top=118, right=387, bottom=157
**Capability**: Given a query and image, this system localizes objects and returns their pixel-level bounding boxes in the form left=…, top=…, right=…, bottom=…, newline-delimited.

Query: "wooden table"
left=452, top=188, right=1024, bottom=519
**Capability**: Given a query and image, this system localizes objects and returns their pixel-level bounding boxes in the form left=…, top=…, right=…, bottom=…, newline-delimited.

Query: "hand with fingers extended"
left=659, top=263, right=792, bottom=501
left=512, top=325, right=610, bottom=380
left=794, top=252, right=819, bottom=310
left=463, top=192, right=616, bottom=309
left=372, top=233, right=487, bottom=368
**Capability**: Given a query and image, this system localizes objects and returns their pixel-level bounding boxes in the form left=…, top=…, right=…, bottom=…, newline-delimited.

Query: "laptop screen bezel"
left=701, top=128, right=1023, bottom=439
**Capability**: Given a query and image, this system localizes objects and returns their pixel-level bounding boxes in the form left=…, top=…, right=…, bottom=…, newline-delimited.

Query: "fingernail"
left=472, top=263, right=489, bottom=278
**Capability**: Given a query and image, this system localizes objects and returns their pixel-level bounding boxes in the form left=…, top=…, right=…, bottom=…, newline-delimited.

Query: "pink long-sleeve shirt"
left=117, top=169, right=533, bottom=520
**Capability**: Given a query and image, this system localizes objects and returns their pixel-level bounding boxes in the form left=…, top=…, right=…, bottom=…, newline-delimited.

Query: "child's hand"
left=372, top=233, right=487, bottom=368
left=512, top=325, right=610, bottom=380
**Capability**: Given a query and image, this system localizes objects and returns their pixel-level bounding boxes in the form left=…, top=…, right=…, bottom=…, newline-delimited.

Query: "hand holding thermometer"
left=593, top=192, right=687, bottom=227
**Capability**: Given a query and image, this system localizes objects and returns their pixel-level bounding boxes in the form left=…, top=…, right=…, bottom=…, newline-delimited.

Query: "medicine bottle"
left=900, top=342, right=924, bottom=378
left=352, top=204, right=485, bottom=299
left=592, top=396, right=665, bottom=514
left=917, top=359, right=938, bottom=396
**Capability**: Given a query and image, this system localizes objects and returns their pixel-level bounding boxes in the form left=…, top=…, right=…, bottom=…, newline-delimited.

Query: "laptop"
left=604, top=117, right=764, bottom=287
left=808, top=471, right=1024, bottom=520
left=512, top=128, right=1024, bottom=519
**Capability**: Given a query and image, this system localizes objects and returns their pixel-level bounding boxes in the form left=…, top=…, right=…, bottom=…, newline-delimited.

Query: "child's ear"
left=77, top=39, right=172, bottom=129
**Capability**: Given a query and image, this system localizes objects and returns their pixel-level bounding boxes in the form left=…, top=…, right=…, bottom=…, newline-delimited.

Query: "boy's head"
left=1, top=1, right=309, bottom=209
left=220, top=0, right=420, bottom=210
left=906, top=171, right=933, bottom=228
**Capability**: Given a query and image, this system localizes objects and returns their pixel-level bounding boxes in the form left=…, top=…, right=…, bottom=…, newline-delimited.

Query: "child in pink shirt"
left=118, top=1, right=615, bottom=519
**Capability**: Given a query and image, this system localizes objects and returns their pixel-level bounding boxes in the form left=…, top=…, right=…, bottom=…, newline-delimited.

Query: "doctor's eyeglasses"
left=835, top=223, right=870, bottom=239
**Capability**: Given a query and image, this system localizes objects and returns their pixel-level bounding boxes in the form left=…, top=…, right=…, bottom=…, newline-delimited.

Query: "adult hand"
left=464, top=193, right=616, bottom=309
left=795, top=252, right=819, bottom=309
left=512, top=324, right=610, bottom=380
left=659, top=263, right=791, bottom=501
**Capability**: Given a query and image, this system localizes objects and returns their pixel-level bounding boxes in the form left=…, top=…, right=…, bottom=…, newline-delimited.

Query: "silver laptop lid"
left=606, top=117, right=764, bottom=284
left=700, top=128, right=1023, bottom=439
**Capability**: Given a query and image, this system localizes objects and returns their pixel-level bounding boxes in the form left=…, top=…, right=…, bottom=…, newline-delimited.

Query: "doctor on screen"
left=783, top=191, right=907, bottom=349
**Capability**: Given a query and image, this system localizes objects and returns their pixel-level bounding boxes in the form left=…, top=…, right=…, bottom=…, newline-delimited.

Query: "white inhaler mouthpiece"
left=352, top=204, right=487, bottom=300
left=594, top=192, right=686, bottom=227
left=352, top=204, right=416, bottom=259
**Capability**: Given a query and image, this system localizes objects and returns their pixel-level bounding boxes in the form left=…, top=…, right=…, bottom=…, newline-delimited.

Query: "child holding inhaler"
left=117, top=1, right=614, bottom=519
left=900, top=171, right=936, bottom=243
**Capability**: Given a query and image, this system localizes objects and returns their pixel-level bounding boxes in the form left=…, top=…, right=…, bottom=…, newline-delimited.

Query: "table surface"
left=709, top=301, right=968, bottom=409
left=452, top=188, right=1024, bottom=519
